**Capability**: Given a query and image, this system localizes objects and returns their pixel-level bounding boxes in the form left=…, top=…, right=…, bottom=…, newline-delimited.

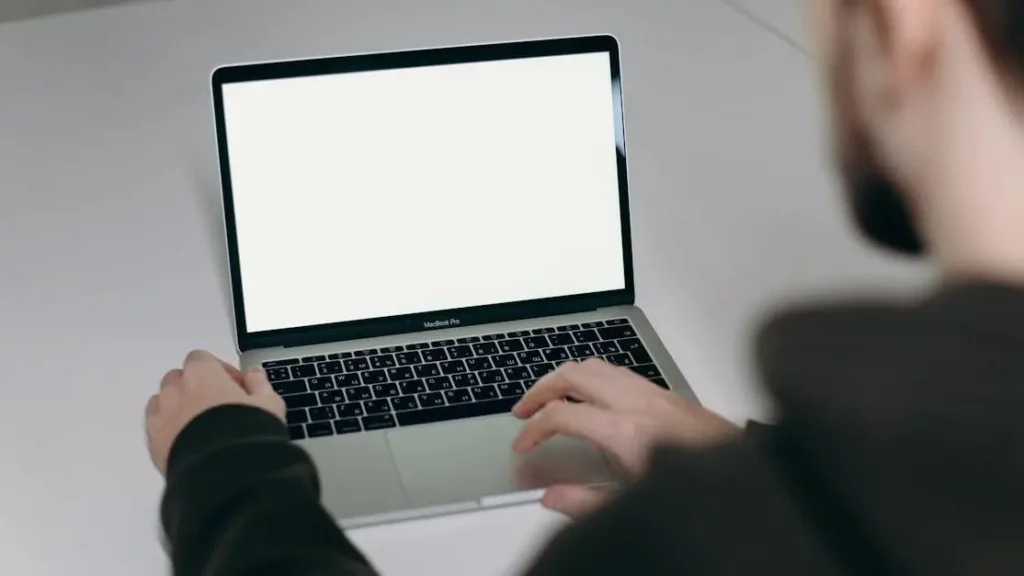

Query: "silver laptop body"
left=212, top=35, right=699, bottom=528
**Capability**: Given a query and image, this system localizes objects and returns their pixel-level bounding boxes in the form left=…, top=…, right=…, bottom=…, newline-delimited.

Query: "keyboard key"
left=405, top=342, right=430, bottom=351
left=272, top=380, right=308, bottom=396
left=465, top=357, right=494, bottom=371
left=354, top=348, right=379, bottom=357
left=346, top=387, right=372, bottom=402
left=364, top=400, right=392, bottom=415
left=318, top=390, right=346, bottom=405
left=334, top=373, right=362, bottom=388
left=440, top=360, right=468, bottom=375
left=361, top=370, right=388, bottom=385
left=481, top=333, right=505, bottom=341
left=309, top=406, right=336, bottom=422
left=548, top=333, right=575, bottom=346
left=335, top=403, right=364, bottom=418
left=498, top=339, right=525, bottom=353
left=530, top=363, right=556, bottom=379
left=291, top=364, right=317, bottom=379
left=606, top=353, right=635, bottom=367
left=516, top=350, right=544, bottom=365
left=506, top=330, right=530, bottom=338
left=542, top=347, right=570, bottom=362
left=630, top=364, right=662, bottom=379
left=371, top=354, right=397, bottom=369
left=443, top=389, right=472, bottom=405
left=650, top=377, right=669, bottom=389
left=471, top=386, right=500, bottom=401
left=431, top=339, right=456, bottom=348
left=399, top=379, right=426, bottom=395
left=478, top=369, right=506, bottom=385
left=617, top=338, right=645, bottom=354
left=523, top=336, right=549, bottom=350
left=343, top=358, right=370, bottom=372
left=327, top=352, right=354, bottom=360
left=391, top=396, right=419, bottom=412
left=504, top=366, right=531, bottom=381
left=556, top=324, right=581, bottom=333
left=417, top=392, right=445, bottom=408
left=568, top=344, right=596, bottom=359
left=456, top=336, right=481, bottom=344
left=301, top=355, right=327, bottom=364
left=306, top=422, right=334, bottom=438
left=414, top=363, right=441, bottom=378
left=285, top=393, right=319, bottom=409
left=497, top=382, right=525, bottom=398
left=267, top=367, right=292, bottom=382
left=362, top=414, right=397, bottom=431
left=451, top=373, right=480, bottom=388
left=593, top=341, right=620, bottom=355
left=317, top=360, right=344, bottom=375
left=372, top=383, right=400, bottom=398
left=307, top=377, right=335, bottom=392
left=288, top=426, right=307, bottom=440
left=472, top=342, right=500, bottom=356
left=286, top=409, right=309, bottom=425
left=606, top=318, right=630, bottom=326
left=491, top=354, right=518, bottom=368
left=620, top=340, right=654, bottom=364
left=396, top=351, right=423, bottom=366
left=581, top=321, right=605, bottom=329
left=446, top=345, right=474, bottom=360
left=421, top=349, right=448, bottom=363
left=572, top=330, right=600, bottom=344
left=387, top=366, right=415, bottom=381
left=379, top=346, right=404, bottom=354
left=531, top=327, right=556, bottom=335
left=397, top=398, right=518, bottom=427
left=599, top=326, right=636, bottom=340
left=426, top=376, right=454, bottom=391
left=264, top=358, right=300, bottom=368
left=334, top=418, right=362, bottom=434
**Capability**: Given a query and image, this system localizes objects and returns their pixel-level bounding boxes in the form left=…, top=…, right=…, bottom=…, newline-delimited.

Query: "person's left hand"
left=145, top=350, right=286, bottom=476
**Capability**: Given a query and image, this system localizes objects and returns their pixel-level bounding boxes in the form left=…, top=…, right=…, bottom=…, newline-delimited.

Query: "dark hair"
left=963, top=1, right=1024, bottom=88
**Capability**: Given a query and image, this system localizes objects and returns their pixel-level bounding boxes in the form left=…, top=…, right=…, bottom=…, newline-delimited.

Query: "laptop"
left=211, top=34, right=700, bottom=528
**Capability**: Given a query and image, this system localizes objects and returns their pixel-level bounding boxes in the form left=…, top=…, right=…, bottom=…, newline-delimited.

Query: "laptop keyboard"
left=262, top=318, right=668, bottom=441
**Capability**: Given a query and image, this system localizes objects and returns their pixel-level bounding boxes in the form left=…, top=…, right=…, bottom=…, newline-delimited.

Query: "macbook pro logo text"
left=423, top=318, right=461, bottom=329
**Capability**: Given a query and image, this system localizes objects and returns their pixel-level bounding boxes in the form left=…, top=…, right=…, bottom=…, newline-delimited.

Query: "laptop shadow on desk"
left=189, top=166, right=234, bottom=329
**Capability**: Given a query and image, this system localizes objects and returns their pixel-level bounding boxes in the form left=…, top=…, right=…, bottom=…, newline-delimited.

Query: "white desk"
left=0, top=1, right=926, bottom=574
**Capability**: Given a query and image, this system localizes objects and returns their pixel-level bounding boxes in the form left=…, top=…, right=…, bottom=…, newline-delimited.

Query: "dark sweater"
left=162, top=284, right=1024, bottom=575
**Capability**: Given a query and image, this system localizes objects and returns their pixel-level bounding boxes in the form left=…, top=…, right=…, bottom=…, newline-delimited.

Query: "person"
left=146, top=0, right=1024, bottom=574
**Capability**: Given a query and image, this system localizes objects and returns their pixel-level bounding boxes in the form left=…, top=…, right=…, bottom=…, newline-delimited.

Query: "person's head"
left=811, top=0, right=1024, bottom=281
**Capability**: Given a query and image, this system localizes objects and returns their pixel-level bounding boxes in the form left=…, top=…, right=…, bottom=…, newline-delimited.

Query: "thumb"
left=541, top=485, right=611, bottom=518
left=241, top=366, right=273, bottom=396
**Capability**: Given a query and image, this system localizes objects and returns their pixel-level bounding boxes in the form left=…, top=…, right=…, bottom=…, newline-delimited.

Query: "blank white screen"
left=223, top=52, right=626, bottom=333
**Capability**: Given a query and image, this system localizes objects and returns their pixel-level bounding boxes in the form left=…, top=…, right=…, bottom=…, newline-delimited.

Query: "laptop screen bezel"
left=212, top=35, right=635, bottom=352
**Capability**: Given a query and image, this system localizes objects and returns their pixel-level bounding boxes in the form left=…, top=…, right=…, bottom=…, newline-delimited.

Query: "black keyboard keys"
left=426, top=376, right=454, bottom=391
left=414, top=363, right=441, bottom=378
left=581, top=321, right=605, bottom=329
left=456, top=336, right=481, bottom=344
left=399, top=380, right=426, bottom=395
left=531, top=327, right=556, bottom=335
left=346, top=387, right=372, bottom=402
left=287, top=409, right=309, bottom=425
left=334, top=373, right=362, bottom=388
left=308, top=406, right=336, bottom=422
left=417, top=392, right=445, bottom=408
left=267, top=367, right=293, bottom=382
left=264, top=358, right=300, bottom=368
left=362, top=414, right=397, bottom=430
left=491, top=354, right=518, bottom=368
left=272, top=380, right=308, bottom=396
left=465, top=357, right=493, bottom=371
left=391, top=396, right=419, bottom=412
left=336, top=403, right=364, bottom=418
left=516, top=350, right=544, bottom=365
left=606, top=318, right=629, bottom=326
left=334, top=419, right=362, bottom=434
left=619, top=338, right=654, bottom=364
left=599, top=325, right=636, bottom=340
left=481, top=333, right=505, bottom=341
left=361, top=370, right=388, bottom=386
left=523, top=336, right=549, bottom=350
left=317, top=361, right=344, bottom=375
left=530, top=363, right=556, bottom=379
left=285, top=393, right=318, bottom=409
left=317, top=390, right=345, bottom=405
left=471, top=386, right=500, bottom=401
left=306, top=422, right=334, bottom=438
left=472, top=342, right=499, bottom=356
left=379, top=346, right=404, bottom=354
left=440, top=360, right=468, bottom=375
left=372, top=383, right=399, bottom=398
left=307, top=377, right=335, bottom=392
left=302, top=355, right=326, bottom=364
left=593, top=341, right=620, bottom=355
left=556, top=324, right=581, bottom=332
left=354, top=348, right=378, bottom=358
left=421, top=348, right=448, bottom=363
left=542, top=347, right=570, bottom=362
left=405, top=343, right=430, bottom=351
left=431, top=339, right=456, bottom=348
left=343, top=358, right=370, bottom=373
left=572, top=330, right=600, bottom=344
left=396, top=351, right=423, bottom=366
left=504, top=366, right=531, bottom=381
left=364, top=400, right=392, bottom=415
left=371, top=354, right=397, bottom=369
left=568, top=344, right=596, bottom=359
left=497, top=382, right=525, bottom=398
left=447, top=345, right=474, bottom=360
left=630, top=364, right=662, bottom=379
left=443, top=389, right=472, bottom=405
left=498, top=339, right=525, bottom=353
left=478, top=369, right=506, bottom=385
left=387, top=366, right=415, bottom=381
left=290, top=364, right=317, bottom=379
left=606, top=353, right=635, bottom=367
left=548, top=333, right=575, bottom=346
left=451, top=373, right=479, bottom=388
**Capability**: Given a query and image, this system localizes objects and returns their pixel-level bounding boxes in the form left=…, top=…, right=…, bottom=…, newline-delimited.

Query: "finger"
left=541, top=485, right=611, bottom=518
left=160, top=369, right=182, bottom=390
left=145, top=394, right=160, bottom=418
left=513, top=359, right=630, bottom=418
left=241, top=366, right=272, bottom=396
left=183, top=350, right=244, bottom=384
left=512, top=401, right=629, bottom=456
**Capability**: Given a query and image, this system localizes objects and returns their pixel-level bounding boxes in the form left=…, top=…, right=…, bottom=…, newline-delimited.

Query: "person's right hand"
left=511, top=359, right=740, bottom=517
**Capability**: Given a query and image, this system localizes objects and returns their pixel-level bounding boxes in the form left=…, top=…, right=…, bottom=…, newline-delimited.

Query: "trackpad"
left=386, top=415, right=614, bottom=508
